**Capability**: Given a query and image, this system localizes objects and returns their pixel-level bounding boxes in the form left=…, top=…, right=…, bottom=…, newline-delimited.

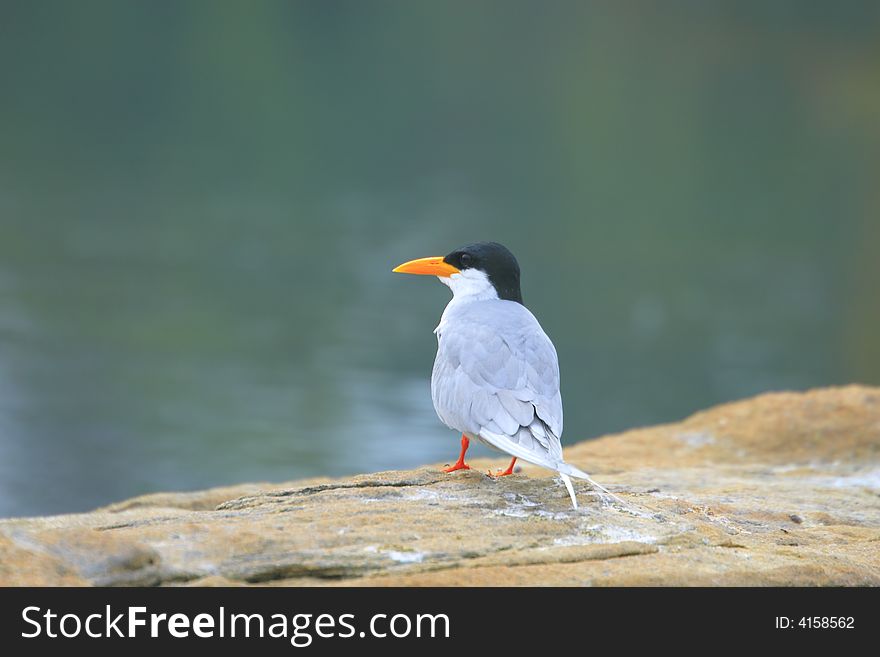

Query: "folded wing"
left=431, top=301, right=564, bottom=465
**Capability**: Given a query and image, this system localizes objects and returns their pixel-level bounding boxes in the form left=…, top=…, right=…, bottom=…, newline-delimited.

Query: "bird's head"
left=393, top=241, right=523, bottom=304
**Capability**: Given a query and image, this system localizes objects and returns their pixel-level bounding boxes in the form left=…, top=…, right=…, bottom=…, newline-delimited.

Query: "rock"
left=1, top=385, right=878, bottom=586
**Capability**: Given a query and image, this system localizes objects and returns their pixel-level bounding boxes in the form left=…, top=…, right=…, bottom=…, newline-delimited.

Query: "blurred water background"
left=1, top=1, right=878, bottom=517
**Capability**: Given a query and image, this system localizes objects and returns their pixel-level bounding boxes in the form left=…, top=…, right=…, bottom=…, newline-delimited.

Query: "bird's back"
left=431, top=298, right=564, bottom=462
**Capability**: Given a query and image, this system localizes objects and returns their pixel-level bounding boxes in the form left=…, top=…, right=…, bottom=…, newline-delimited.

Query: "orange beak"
left=392, top=256, right=460, bottom=278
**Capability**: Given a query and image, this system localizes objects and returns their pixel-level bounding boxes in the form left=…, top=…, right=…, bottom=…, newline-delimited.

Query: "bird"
left=393, top=241, right=619, bottom=509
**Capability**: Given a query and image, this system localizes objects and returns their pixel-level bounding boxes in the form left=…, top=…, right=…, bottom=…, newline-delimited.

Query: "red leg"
left=443, top=434, right=471, bottom=473
left=488, top=457, right=517, bottom=478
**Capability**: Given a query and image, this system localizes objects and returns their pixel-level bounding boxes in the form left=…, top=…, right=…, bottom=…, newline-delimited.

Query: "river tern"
left=394, top=241, right=618, bottom=509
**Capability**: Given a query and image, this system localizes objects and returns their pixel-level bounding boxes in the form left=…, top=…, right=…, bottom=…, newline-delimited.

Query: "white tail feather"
left=555, top=462, right=634, bottom=509
left=559, top=473, right=578, bottom=509
left=478, top=428, right=636, bottom=510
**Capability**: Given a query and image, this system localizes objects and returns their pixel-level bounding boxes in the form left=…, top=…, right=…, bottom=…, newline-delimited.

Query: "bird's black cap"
left=443, top=241, right=523, bottom=304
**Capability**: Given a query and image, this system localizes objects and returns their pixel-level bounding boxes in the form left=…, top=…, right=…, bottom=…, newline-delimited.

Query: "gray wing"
left=431, top=301, right=564, bottom=464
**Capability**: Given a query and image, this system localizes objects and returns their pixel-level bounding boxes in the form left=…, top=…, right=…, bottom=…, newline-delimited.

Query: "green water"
left=1, top=1, right=878, bottom=516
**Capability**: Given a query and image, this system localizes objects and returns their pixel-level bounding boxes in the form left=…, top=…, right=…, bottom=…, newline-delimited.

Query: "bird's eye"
left=459, top=253, right=472, bottom=267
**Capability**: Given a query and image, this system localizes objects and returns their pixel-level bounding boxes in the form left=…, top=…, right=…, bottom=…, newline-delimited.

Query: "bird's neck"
left=435, top=270, right=499, bottom=331
left=441, top=269, right=497, bottom=299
